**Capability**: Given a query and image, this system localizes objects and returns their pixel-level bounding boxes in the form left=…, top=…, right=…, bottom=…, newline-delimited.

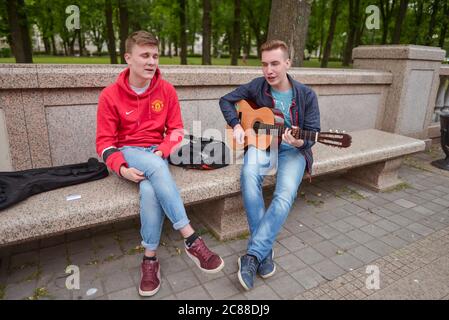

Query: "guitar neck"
left=255, top=123, right=317, bottom=141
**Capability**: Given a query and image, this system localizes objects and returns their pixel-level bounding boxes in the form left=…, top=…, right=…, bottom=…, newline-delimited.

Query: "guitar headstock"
left=318, top=129, right=352, bottom=148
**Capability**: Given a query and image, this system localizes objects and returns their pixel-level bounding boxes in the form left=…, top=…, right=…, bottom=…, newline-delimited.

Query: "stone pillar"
left=191, top=194, right=249, bottom=241
left=346, top=157, right=403, bottom=192
left=352, top=45, right=446, bottom=140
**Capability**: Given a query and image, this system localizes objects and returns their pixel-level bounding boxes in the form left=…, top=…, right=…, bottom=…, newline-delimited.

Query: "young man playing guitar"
left=96, top=31, right=224, bottom=297
left=219, top=40, right=320, bottom=290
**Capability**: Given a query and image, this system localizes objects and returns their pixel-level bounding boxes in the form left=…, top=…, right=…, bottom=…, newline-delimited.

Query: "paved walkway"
left=1, top=144, right=449, bottom=300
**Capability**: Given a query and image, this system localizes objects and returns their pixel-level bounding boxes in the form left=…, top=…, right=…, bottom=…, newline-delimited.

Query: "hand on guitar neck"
left=233, top=123, right=304, bottom=148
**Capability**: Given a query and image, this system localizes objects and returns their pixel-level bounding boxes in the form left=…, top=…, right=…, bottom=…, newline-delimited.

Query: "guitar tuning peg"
left=335, top=130, right=339, bottom=133
left=329, top=129, right=333, bottom=133
left=342, top=130, right=346, bottom=133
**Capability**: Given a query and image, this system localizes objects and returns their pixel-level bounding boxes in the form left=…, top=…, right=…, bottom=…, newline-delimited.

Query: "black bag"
left=0, top=158, right=109, bottom=210
left=169, top=135, right=230, bottom=170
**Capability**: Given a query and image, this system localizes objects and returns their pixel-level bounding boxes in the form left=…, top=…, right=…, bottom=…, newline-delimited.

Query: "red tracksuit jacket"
left=96, top=67, right=184, bottom=175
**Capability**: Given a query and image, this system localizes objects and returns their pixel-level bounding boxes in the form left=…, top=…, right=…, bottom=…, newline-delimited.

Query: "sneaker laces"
left=246, top=256, right=258, bottom=274
left=142, top=261, right=158, bottom=282
left=192, top=238, right=214, bottom=263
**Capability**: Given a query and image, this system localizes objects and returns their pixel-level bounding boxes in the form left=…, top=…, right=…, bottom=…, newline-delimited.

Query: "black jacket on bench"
left=0, top=158, right=109, bottom=210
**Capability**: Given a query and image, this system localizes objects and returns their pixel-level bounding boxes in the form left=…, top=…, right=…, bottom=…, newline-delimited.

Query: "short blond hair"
left=260, top=40, right=289, bottom=58
left=125, top=31, right=159, bottom=53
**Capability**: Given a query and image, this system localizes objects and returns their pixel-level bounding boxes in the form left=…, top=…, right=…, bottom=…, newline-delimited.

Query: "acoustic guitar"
left=226, top=100, right=352, bottom=151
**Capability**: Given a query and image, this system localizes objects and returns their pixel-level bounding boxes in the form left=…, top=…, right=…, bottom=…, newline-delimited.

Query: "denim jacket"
left=219, top=74, right=321, bottom=174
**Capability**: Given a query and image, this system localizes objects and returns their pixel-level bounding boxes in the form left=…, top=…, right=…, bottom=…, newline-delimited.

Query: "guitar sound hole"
left=253, top=122, right=261, bottom=133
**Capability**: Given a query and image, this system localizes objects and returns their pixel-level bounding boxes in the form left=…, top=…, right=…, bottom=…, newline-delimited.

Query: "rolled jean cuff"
left=173, top=218, right=190, bottom=231
left=141, top=240, right=159, bottom=251
left=247, top=249, right=262, bottom=263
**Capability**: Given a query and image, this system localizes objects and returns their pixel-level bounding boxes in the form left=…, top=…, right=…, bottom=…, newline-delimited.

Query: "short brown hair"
left=125, top=31, right=159, bottom=53
left=260, top=40, right=289, bottom=58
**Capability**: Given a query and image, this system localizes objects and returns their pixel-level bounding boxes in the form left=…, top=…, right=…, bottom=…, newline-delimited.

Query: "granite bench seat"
left=0, top=129, right=425, bottom=246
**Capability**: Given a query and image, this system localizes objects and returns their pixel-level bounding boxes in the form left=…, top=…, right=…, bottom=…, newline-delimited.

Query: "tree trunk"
left=161, top=37, right=165, bottom=57
left=168, top=39, right=172, bottom=57
left=118, top=0, right=129, bottom=64
left=379, top=0, right=396, bottom=44
left=69, top=31, right=77, bottom=55
left=439, top=1, right=449, bottom=48
left=321, top=0, right=339, bottom=68
left=231, top=0, right=241, bottom=65
left=179, top=0, right=188, bottom=64
left=78, top=28, right=84, bottom=56
left=105, top=0, right=118, bottom=64
left=392, top=0, right=408, bottom=44
left=7, top=0, right=33, bottom=63
left=267, top=0, right=311, bottom=67
left=318, top=0, right=326, bottom=61
left=43, top=37, right=50, bottom=54
left=51, top=35, right=57, bottom=55
left=412, top=0, right=423, bottom=44
left=342, top=0, right=359, bottom=66
left=202, top=0, right=212, bottom=65
left=425, top=0, right=439, bottom=46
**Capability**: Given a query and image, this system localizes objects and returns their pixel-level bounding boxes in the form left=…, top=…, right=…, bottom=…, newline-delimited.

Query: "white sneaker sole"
left=237, top=257, right=251, bottom=291
left=259, top=250, right=276, bottom=279
left=185, top=248, right=225, bottom=274
left=138, top=268, right=161, bottom=297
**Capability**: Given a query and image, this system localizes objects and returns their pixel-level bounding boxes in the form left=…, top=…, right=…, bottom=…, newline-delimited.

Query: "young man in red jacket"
left=96, top=31, right=224, bottom=297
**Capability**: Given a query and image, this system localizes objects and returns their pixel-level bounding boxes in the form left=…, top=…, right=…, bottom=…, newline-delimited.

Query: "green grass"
left=0, top=55, right=348, bottom=68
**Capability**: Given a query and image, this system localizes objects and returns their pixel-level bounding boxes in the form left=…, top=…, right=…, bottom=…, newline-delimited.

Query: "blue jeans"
left=120, top=146, right=190, bottom=251
left=241, top=143, right=306, bottom=262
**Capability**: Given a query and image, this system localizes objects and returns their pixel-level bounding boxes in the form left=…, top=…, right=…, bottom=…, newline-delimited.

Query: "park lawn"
left=0, top=55, right=348, bottom=68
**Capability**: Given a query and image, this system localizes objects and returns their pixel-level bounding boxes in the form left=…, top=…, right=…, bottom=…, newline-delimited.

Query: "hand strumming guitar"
left=233, top=123, right=245, bottom=144
left=282, top=126, right=304, bottom=148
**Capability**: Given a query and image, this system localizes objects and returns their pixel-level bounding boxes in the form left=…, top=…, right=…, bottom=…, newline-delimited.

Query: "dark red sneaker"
left=185, top=237, right=224, bottom=273
left=138, top=259, right=161, bottom=297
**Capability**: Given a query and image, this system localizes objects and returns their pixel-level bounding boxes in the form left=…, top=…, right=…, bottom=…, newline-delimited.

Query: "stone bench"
left=0, top=129, right=425, bottom=247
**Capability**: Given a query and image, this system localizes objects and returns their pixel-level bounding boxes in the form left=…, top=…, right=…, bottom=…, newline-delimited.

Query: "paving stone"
left=311, top=259, right=346, bottom=280
left=3, top=280, right=37, bottom=300
left=296, top=230, right=325, bottom=245
left=394, top=199, right=417, bottom=209
left=291, top=267, right=326, bottom=290
left=386, top=214, right=414, bottom=227
left=346, top=229, right=375, bottom=244
left=411, top=206, right=435, bottom=216
left=166, top=269, right=200, bottom=293
left=293, top=247, right=326, bottom=265
left=103, top=272, right=134, bottom=294
left=360, top=224, right=389, bottom=238
left=313, top=225, right=341, bottom=240
left=374, top=219, right=401, bottom=232
left=330, top=234, right=359, bottom=250
left=391, top=225, right=423, bottom=243
left=379, top=234, right=409, bottom=249
left=202, top=276, right=239, bottom=299
left=343, top=216, right=369, bottom=228
left=276, top=254, right=307, bottom=273
left=357, top=211, right=382, bottom=223
left=278, top=236, right=308, bottom=252
left=406, top=223, right=434, bottom=237
left=176, top=285, right=213, bottom=300
left=347, top=246, right=380, bottom=264
left=267, top=274, right=305, bottom=299
left=312, top=241, right=342, bottom=257
left=107, top=286, right=142, bottom=300
left=382, top=203, right=407, bottom=213
left=244, top=284, right=280, bottom=300
left=330, top=253, right=364, bottom=271
left=364, top=239, right=395, bottom=256
left=328, top=220, right=354, bottom=233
